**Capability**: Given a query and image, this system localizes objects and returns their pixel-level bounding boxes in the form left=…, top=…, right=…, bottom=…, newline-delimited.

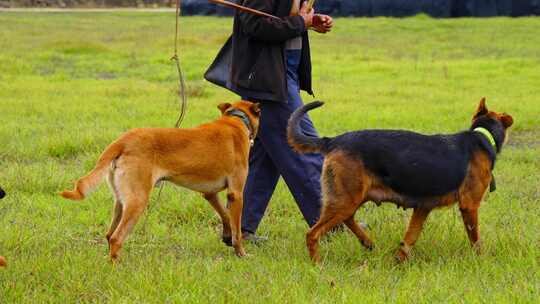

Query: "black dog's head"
left=470, top=97, right=514, bottom=153
left=0, top=187, right=5, bottom=199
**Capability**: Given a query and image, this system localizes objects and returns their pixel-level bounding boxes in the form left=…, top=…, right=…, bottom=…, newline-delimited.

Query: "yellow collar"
left=473, top=127, right=496, bottom=149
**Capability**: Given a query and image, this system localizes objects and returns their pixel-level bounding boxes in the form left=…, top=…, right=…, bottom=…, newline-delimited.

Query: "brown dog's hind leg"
left=344, top=215, right=373, bottom=250
left=108, top=199, right=147, bottom=262
left=107, top=168, right=152, bottom=262
left=396, top=208, right=431, bottom=262
left=203, top=193, right=232, bottom=247
left=106, top=200, right=123, bottom=244
left=106, top=171, right=123, bottom=243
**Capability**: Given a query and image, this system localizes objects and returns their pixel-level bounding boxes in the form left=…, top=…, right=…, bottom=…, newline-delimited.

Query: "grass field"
left=0, top=12, right=539, bottom=303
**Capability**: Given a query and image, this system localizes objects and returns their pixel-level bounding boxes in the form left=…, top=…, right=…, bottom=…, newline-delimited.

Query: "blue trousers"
left=242, top=50, right=324, bottom=233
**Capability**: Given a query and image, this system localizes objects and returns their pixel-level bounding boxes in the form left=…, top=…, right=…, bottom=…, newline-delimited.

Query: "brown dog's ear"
left=473, top=97, right=488, bottom=118
left=499, top=113, right=514, bottom=128
left=250, top=103, right=261, bottom=116
left=217, top=103, right=232, bottom=114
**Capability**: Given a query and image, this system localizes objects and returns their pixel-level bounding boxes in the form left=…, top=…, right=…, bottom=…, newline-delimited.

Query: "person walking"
left=205, top=0, right=336, bottom=241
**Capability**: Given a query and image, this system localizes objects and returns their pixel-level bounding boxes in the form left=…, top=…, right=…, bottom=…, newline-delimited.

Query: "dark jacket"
left=205, top=0, right=313, bottom=102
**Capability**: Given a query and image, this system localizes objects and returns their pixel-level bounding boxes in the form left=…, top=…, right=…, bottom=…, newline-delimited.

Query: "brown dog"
left=61, top=101, right=260, bottom=261
left=288, top=98, right=513, bottom=263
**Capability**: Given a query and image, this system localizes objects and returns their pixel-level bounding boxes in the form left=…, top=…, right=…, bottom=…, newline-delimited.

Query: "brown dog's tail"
left=60, top=141, right=124, bottom=201
left=287, top=101, right=330, bottom=154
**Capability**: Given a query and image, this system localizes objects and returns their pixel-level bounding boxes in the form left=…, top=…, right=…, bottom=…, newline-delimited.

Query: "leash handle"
left=208, top=0, right=280, bottom=19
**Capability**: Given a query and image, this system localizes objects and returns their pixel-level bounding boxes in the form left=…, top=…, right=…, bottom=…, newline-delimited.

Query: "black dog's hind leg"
left=344, top=216, right=373, bottom=250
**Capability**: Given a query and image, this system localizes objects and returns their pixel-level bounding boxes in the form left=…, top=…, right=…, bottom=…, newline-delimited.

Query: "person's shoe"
left=242, top=231, right=268, bottom=244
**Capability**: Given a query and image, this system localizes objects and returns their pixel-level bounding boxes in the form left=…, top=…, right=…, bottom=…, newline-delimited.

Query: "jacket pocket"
left=247, top=46, right=283, bottom=94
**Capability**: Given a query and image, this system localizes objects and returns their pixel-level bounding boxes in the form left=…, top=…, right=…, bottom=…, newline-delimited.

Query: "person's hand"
left=299, top=1, right=314, bottom=28
left=312, top=14, right=333, bottom=33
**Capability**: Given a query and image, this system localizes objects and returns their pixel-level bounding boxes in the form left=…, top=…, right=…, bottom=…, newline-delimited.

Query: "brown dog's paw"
left=109, top=254, right=120, bottom=265
left=234, top=247, right=247, bottom=258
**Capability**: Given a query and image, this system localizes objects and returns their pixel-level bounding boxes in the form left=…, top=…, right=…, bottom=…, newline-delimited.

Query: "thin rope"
left=172, top=0, right=188, bottom=128
left=140, top=0, right=187, bottom=233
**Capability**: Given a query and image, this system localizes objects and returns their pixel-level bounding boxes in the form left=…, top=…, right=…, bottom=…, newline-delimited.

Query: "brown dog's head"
left=471, top=97, right=513, bottom=152
left=217, top=100, right=261, bottom=139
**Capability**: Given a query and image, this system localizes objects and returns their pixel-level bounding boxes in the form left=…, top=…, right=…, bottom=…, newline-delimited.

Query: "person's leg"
left=241, top=135, right=280, bottom=234
left=254, top=50, right=324, bottom=227
left=279, top=119, right=324, bottom=227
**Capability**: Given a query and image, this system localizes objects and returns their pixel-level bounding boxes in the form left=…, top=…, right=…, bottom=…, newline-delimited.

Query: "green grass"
left=1, top=12, right=539, bottom=303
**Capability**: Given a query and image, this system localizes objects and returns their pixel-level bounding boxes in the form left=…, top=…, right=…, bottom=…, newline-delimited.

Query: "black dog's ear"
left=473, top=97, right=488, bottom=119
left=250, top=103, right=261, bottom=116
left=217, top=103, right=232, bottom=114
left=499, top=113, right=514, bottom=128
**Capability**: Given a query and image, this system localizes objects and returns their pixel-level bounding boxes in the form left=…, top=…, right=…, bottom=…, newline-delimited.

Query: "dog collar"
left=226, top=109, right=255, bottom=145
left=473, top=127, right=496, bottom=149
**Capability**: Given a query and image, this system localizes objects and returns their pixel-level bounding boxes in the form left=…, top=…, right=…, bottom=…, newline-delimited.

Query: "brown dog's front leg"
left=459, top=207, right=481, bottom=254
left=203, top=193, right=232, bottom=247
left=396, top=208, right=431, bottom=262
left=227, top=191, right=246, bottom=257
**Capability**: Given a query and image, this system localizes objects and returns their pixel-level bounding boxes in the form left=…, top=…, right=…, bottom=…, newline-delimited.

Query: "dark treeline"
left=2, top=0, right=174, bottom=8
left=3, top=0, right=540, bottom=17
left=184, top=0, right=539, bottom=17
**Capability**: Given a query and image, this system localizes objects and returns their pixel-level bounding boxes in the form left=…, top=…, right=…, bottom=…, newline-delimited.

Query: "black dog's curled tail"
left=287, top=101, right=330, bottom=154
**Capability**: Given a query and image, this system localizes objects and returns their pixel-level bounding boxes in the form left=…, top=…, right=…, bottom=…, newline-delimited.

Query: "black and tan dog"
left=287, top=98, right=513, bottom=263
left=0, top=186, right=6, bottom=267
left=61, top=101, right=260, bottom=261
